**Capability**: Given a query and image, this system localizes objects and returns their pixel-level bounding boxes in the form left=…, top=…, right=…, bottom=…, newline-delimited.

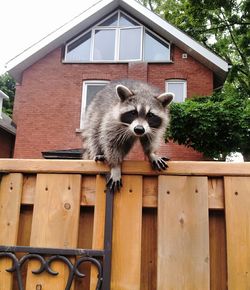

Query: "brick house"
left=0, top=90, right=16, bottom=158
left=7, top=0, right=228, bottom=160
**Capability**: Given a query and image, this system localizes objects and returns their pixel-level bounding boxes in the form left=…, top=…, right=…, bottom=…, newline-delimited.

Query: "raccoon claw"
left=161, top=157, right=170, bottom=161
left=95, top=155, right=106, bottom=162
left=106, top=178, right=122, bottom=193
left=151, top=156, right=169, bottom=171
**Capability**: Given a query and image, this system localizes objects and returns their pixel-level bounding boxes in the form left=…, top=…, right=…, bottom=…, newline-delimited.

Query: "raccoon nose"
left=134, top=125, right=145, bottom=135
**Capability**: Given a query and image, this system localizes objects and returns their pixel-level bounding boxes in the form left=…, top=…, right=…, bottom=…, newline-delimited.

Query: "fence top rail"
left=0, top=159, right=249, bottom=176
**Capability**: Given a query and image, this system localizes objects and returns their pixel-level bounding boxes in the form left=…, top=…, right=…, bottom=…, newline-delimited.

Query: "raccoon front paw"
left=106, top=177, right=123, bottom=193
left=150, top=156, right=169, bottom=171
left=106, top=166, right=122, bottom=193
left=95, top=154, right=106, bottom=162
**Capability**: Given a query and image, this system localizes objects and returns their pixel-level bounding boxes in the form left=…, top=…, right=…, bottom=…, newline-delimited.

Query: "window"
left=66, top=32, right=91, bottom=62
left=144, top=30, right=170, bottom=61
left=80, top=81, right=109, bottom=128
left=65, top=10, right=170, bottom=63
left=166, top=80, right=187, bottom=103
left=93, top=29, right=116, bottom=60
left=119, top=28, right=142, bottom=60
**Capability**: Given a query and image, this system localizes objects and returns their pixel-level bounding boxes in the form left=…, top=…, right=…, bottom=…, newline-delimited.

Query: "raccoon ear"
left=156, top=92, right=174, bottom=107
left=116, top=85, right=134, bottom=102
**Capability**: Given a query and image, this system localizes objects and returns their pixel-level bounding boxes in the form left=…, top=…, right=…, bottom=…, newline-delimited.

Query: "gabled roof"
left=0, top=90, right=16, bottom=135
left=7, top=0, right=228, bottom=85
left=0, top=112, right=16, bottom=135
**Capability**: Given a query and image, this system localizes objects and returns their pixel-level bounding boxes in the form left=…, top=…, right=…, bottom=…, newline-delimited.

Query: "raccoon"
left=82, top=80, right=173, bottom=192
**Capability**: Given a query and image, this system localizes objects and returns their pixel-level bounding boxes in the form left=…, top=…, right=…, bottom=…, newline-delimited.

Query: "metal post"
left=101, top=187, right=114, bottom=290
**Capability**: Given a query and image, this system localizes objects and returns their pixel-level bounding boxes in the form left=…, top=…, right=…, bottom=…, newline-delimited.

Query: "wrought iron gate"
left=0, top=181, right=114, bottom=290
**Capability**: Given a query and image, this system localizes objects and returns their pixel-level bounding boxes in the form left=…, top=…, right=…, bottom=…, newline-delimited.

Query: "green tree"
left=138, top=0, right=250, bottom=160
left=138, top=0, right=250, bottom=93
left=166, top=84, right=250, bottom=160
left=0, top=73, right=16, bottom=117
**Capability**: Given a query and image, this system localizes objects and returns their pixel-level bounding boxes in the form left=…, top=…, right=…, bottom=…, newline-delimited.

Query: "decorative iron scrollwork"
left=0, top=246, right=103, bottom=290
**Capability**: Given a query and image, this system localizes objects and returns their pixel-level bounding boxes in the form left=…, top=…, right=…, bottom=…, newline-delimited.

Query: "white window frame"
left=65, top=9, right=170, bottom=63
left=143, top=28, right=170, bottom=61
left=165, top=79, right=187, bottom=103
left=118, top=26, right=143, bottom=61
left=92, top=27, right=118, bottom=61
left=80, top=80, right=110, bottom=129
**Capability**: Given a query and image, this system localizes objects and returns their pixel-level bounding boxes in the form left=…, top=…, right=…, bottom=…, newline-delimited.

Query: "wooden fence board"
left=20, top=174, right=224, bottom=210
left=208, top=177, right=224, bottom=209
left=209, top=211, right=227, bottom=290
left=224, top=177, right=250, bottom=290
left=111, top=175, right=143, bottom=290
left=157, top=176, right=210, bottom=290
left=1, top=161, right=250, bottom=290
left=1, top=159, right=250, bottom=176
left=0, top=173, right=23, bottom=290
left=26, top=174, right=81, bottom=290
left=141, top=208, right=157, bottom=290
left=90, top=175, right=106, bottom=290
left=76, top=207, right=94, bottom=290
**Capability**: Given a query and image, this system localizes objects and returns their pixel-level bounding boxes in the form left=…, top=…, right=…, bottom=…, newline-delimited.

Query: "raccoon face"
left=116, top=84, right=173, bottom=137
left=120, top=106, right=163, bottom=136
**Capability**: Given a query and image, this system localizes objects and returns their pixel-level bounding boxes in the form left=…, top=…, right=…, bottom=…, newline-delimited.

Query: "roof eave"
left=0, top=90, right=9, bottom=100
left=7, top=0, right=118, bottom=83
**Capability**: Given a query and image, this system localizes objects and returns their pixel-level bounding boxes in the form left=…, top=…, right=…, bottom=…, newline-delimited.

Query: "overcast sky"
left=0, top=0, right=98, bottom=74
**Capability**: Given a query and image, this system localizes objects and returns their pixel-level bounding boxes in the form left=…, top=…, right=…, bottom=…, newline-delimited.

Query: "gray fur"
left=82, top=79, right=173, bottom=191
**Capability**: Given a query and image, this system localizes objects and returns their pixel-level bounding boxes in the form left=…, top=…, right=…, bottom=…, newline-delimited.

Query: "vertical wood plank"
left=141, top=208, right=157, bottom=290
left=76, top=207, right=94, bottom=290
left=26, top=174, right=81, bottom=290
left=14, top=205, right=33, bottom=290
left=157, top=176, right=210, bottom=290
left=90, top=175, right=106, bottom=290
left=224, top=177, right=250, bottom=290
left=111, top=175, right=143, bottom=290
left=143, top=176, right=158, bottom=207
left=208, top=177, right=224, bottom=209
left=0, top=173, right=23, bottom=290
left=209, top=211, right=227, bottom=290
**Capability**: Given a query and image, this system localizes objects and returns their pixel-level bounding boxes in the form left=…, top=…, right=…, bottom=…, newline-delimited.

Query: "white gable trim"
left=0, top=90, right=9, bottom=100
left=6, top=0, right=228, bottom=83
left=0, top=90, right=9, bottom=119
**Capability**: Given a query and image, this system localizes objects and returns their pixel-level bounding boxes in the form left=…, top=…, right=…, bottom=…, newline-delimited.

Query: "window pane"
left=93, top=29, right=116, bottom=60
left=86, top=84, right=107, bottom=108
left=144, top=31, right=170, bottom=61
left=119, top=28, right=141, bottom=60
left=119, top=12, right=138, bottom=27
left=167, top=82, right=186, bottom=103
left=98, top=13, right=118, bottom=26
left=66, top=32, right=91, bottom=61
left=81, top=82, right=109, bottom=128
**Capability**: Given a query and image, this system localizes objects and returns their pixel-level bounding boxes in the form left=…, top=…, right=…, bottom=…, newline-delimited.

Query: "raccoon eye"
left=147, top=112, right=154, bottom=118
left=120, top=109, right=138, bottom=124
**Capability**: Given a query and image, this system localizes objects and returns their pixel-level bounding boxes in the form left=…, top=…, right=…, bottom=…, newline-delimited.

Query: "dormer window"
left=64, top=10, right=170, bottom=63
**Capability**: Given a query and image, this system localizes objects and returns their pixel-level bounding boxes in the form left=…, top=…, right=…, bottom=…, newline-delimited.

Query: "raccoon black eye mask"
left=121, top=110, right=162, bottom=129
left=82, top=80, right=174, bottom=193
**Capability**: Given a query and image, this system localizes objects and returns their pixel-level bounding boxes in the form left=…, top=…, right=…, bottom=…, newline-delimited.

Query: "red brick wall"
left=13, top=45, right=213, bottom=160
left=0, top=129, right=15, bottom=158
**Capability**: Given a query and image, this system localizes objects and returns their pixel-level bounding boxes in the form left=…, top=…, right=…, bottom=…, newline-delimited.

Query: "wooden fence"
left=0, top=159, right=249, bottom=290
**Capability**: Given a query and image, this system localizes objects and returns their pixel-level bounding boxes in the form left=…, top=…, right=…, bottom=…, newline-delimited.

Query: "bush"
left=166, top=86, right=250, bottom=160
